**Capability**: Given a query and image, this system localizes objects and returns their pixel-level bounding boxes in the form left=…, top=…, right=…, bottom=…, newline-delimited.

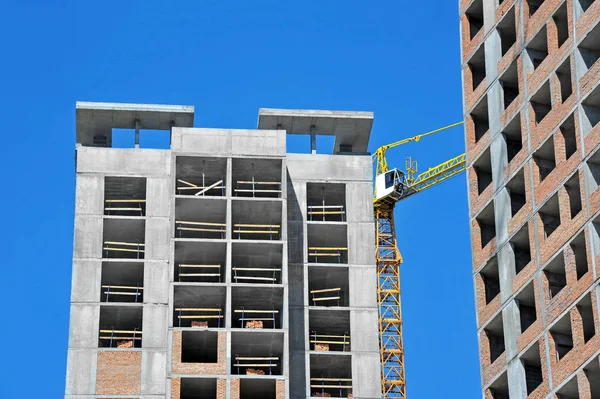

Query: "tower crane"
left=373, top=122, right=466, bottom=398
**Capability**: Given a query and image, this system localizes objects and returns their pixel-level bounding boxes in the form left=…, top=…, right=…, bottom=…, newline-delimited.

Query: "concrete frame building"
left=64, top=102, right=381, bottom=399
left=460, top=0, right=600, bottom=398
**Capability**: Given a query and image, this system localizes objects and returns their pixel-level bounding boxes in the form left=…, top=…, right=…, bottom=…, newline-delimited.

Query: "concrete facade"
left=460, top=1, right=600, bottom=398
left=65, top=102, right=381, bottom=399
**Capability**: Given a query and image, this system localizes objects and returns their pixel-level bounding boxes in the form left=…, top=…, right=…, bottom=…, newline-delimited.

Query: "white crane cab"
left=375, top=168, right=406, bottom=203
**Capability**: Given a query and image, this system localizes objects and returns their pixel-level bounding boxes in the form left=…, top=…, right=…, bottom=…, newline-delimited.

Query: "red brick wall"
left=95, top=351, right=142, bottom=395
left=171, top=330, right=227, bottom=374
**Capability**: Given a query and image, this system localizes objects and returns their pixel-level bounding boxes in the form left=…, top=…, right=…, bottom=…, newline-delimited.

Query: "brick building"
left=460, top=0, right=600, bottom=397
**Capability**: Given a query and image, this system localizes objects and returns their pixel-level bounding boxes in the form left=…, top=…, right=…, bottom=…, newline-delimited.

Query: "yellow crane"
left=373, top=122, right=466, bottom=398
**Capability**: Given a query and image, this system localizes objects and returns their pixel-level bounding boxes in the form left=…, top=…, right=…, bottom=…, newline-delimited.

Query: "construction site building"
left=460, top=0, right=600, bottom=397
left=64, top=102, right=381, bottom=399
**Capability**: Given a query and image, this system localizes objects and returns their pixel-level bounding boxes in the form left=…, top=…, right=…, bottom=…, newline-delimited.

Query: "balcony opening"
left=232, top=331, right=283, bottom=375
left=309, top=266, right=349, bottom=307
left=553, top=3, right=570, bottom=48
left=539, top=194, right=561, bottom=238
left=503, top=114, right=523, bottom=163
left=516, top=282, right=537, bottom=334
left=581, top=84, right=600, bottom=136
left=182, top=331, right=218, bottom=363
left=507, top=168, right=526, bottom=217
left=176, top=156, right=227, bottom=197
left=98, top=306, right=143, bottom=348
left=232, top=158, right=283, bottom=199
left=485, top=312, right=505, bottom=363
left=480, top=257, right=500, bottom=304
left=232, top=286, right=284, bottom=329
left=500, top=59, right=519, bottom=109
left=309, top=309, right=351, bottom=353
left=308, top=223, right=348, bottom=264
left=102, top=218, right=145, bottom=260
left=531, top=80, right=552, bottom=124
left=576, top=19, right=600, bottom=72
left=173, top=285, right=226, bottom=328
left=526, top=26, right=549, bottom=70
left=498, top=7, right=517, bottom=56
left=550, top=311, right=573, bottom=361
left=577, top=0, right=596, bottom=14
left=488, top=371, right=509, bottom=399
left=556, top=375, right=579, bottom=399
left=521, top=343, right=544, bottom=395
left=307, top=183, right=346, bottom=222
left=469, top=45, right=487, bottom=91
left=544, top=253, right=567, bottom=299
left=585, top=355, right=600, bottom=398
left=466, top=0, right=484, bottom=40
left=527, top=0, right=546, bottom=17
left=174, top=241, right=226, bottom=283
left=232, top=242, right=283, bottom=285
left=474, top=149, right=493, bottom=194
left=557, top=58, right=573, bottom=103
left=477, top=201, right=496, bottom=248
left=180, top=378, right=217, bottom=399
left=511, top=224, right=531, bottom=275
left=472, top=96, right=490, bottom=141
left=577, top=294, right=596, bottom=343
left=534, top=137, right=556, bottom=181
left=561, top=114, right=578, bottom=160
left=571, top=231, right=589, bottom=280
left=240, top=378, right=277, bottom=399
left=310, top=354, right=352, bottom=398
left=564, top=173, right=582, bottom=219
left=232, top=200, right=282, bottom=241
left=104, top=176, right=146, bottom=216
left=100, top=262, right=144, bottom=303
left=175, top=197, right=226, bottom=239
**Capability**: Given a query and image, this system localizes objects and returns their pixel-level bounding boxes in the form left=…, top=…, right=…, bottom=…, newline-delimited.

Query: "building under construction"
left=461, top=0, right=600, bottom=397
left=64, top=103, right=381, bottom=399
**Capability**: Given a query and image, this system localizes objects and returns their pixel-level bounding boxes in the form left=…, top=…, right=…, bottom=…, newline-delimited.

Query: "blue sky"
left=0, top=1, right=480, bottom=397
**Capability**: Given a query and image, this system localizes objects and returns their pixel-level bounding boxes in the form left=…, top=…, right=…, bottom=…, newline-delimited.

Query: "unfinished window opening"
left=557, top=58, right=573, bottom=103
left=309, top=309, right=351, bottom=353
left=507, top=168, right=526, bottom=217
left=585, top=149, right=600, bottom=196
left=503, top=114, right=523, bottom=164
left=488, top=371, right=509, bottom=399
left=485, top=312, right=505, bottom=363
left=500, top=59, right=519, bottom=109
left=232, top=331, right=284, bottom=375
left=466, top=0, right=484, bottom=40
left=469, top=46, right=487, bottom=92
left=309, top=266, right=349, bottom=307
left=308, top=223, right=348, bottom=264
left=576, top=19, right=600, bottom=73
left=240, top=378, right=277, bottom=399
left=176, top=156, right=227, bottom=197
left=101, top=262, right=144, bottom=303
left=577, top=294, right=596, bottom=343
left=544, top=253, right=567, bottom=299
left=233, top=158, right=283, bottom=198
left=232, top=200, right=282, bottom=241
left=98, top=306, right=143, bottom=348
left=527, top=0, right=546, bottom=16
left=498, top=7, right=517, bottom=56
left=584, top=356, right=600, bottom=398
left=474, top=149, right=493, bottom=194
left=111, top=128, right=135, bottom=148
left=553, top=3, right=570, bottom=48
left=512, top=224, right=532, bottom=275
left=526, top=26, right=549, bottom=70
left=175, top=197, right=226, bottom=240
left=307, top=183, right=346, bottom=222
left=539, top=194, right=561, bottom=238
left=565, top=173, right=583, bottom=218
left=232, top=286, right=283, bottom=329
left=561, top=114, right=578, bottom=160
left=521, top=343, right=544, bottom=395
left=471, top=95, right=490, bottom=141
left=516, top=283, right=538, bottom=334
left=570, top=231, right=589, bottom=280
left=577, top=0, right=596, bottom=14
left=534, top=137, right=556, bottom=181
left=232, top=242, right=283, bottom=285
left=531, top=80, right=552, bottom=124
left=182, top=331, right=218, bottom=363
left=175, top=241, right=226, bottom=283
left=551, top=311, right=574, bottom=361
left=310, top=354, right=352, bottom=398
left=581, top=84, right=600, bottom=136
left=102, top=218, right=145, bottom=260
left=556, top=375, right=579, bottom=399
left=180, top=378, right=217, bottom=399
left=481, top=257, right=500, bottom=304
left=104, top=176, right=146, bottom=216
left=477, top=201, right=496, bottom=248
left=173, top=285, right=226, bottom=328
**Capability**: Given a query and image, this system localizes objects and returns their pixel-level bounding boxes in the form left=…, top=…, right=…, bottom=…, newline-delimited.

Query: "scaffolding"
left=310, top=288, right=342, bottom=306
left=176, top=307, right=223, bottom=328
left=234, top=180, right=282, bottom=198
left=307, top=205, right=345, bottom=222
left=235, top=308, right=278, bottom=329
left=233, top=356, right=279, bottom=375
left=308, top=247, right=347, bottom=263
left=176, top=220, right=226, bottom=239
left=102, top=284, right=143, bottom=303
left=104, top=199, right=146, bottom=216
left=310, top=332, right=350, bottom=352
left=310, top=378, right=353, bottom=398
left=233, top=223, right=280, bottom=240
left=232, top=267, right=281, bottom=284
left=177, top=264, right=222, bottom=282
left=103, top=241, right=145, bottom=259
left=99, top=328, right=142, bottom=348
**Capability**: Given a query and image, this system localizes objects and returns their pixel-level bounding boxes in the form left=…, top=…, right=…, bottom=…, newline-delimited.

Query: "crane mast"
left=373, top=123, right=465, bottom=398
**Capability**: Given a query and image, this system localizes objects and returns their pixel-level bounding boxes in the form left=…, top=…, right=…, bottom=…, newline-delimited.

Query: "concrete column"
left=310, top=126, right=317, bottom=154
left=507, top=357, right=528, bottom=399
left=502, top=300, right=522, bottom=360
left=494, top=188, right=511, bottom=246
left=498, top=242, right=517, bottom=303
left=484, top=30, right=502, bottom=84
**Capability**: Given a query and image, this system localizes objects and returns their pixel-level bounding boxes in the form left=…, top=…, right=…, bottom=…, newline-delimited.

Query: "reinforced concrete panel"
left=147, top=177, right=171, bottom=217
left=347, top=222, right=376, bottom=265
left=73, top=215, right=103, bottom=259
left=348, top=266, right=378, bottom=308
left=142, top=304, right=168, bottom=348
left=71, top=260, right=101, bottom=303
left=65, top=349, right=97, bottom=395
left=145, top=218, right=171, bottom=261
left=75, top=174, right=104, bottom=215
left=351, top=352, right=382, bottom=398
left=76, top=147, right=171, bottom=176
left=143, top=262, right=169, bottom=304
left=141, top=350, right=167, bottom=395
left=349, top=309, right=380, bottom=353
left=68, top=304, right=100, bottom=348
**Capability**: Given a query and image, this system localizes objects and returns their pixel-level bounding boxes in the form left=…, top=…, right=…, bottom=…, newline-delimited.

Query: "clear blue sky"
left=0, top=1, right=480, bottom=397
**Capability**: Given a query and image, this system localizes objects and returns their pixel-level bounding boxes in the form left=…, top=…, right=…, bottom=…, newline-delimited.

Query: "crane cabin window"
left=385, top=171, right=395, bottom=189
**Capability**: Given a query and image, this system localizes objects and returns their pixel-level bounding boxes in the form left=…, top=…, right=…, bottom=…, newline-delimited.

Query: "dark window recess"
left=579, top=295, right=596, bottom=343
left=539, top=194, right=561, bottom=238
left=474, top=149, right=492, bottom=194
left=570, top=233, right=589, bottom=280
left=545, top=255, right=567, bottom=299
left=534, top=137, right=556, bottom=181
left=528, top=0, right=546, bottom=16
left=477, top=202, right=496, bottom=248
left=531, top=81, right=552, bottom=124
left=514, top=245, right=531, bottom=275
left=560, top=114, right=577, bottom=160
left=556, top=58, right=573, bottom=103
left=498, top=7, right=517, bottom=55
left=553, top=3, right=569, bottom=48
left=472, top=96, right=490, bottom=141
left=577, top=20, right=600, bottom=71
left=503, top=115, right=522, bottom=163
left=481, top=257, right=500, bottom=304
left=519, top=304, right=537, bottom=333
left=527, top=26, right=548, bottom=69
left=507, top=169, right=526, bottom=217
left=466, top=0, right=484, bottom=40
left=500, top=59, right=519, bottom=110
left=488, top=331, right=506, bottom=363
left=553, top=331, right=573, bottom=359
left=564, top=174, right=582, bottom=218
left=525, top=364, right=543, bottom=394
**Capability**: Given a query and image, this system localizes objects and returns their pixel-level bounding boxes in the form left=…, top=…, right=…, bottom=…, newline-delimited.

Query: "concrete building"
left=460, top=0, right=600, bottom=398
left=64, top=102, right=381, bottom=399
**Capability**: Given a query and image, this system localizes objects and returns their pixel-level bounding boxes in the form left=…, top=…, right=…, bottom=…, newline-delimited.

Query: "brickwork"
left=462, top=0, right=600, bottom=397
left=95, top=351, right=142, bottom=395
left=231, top=378, right=240, bottom=399
left=171, top=330, right=227, bottom=375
